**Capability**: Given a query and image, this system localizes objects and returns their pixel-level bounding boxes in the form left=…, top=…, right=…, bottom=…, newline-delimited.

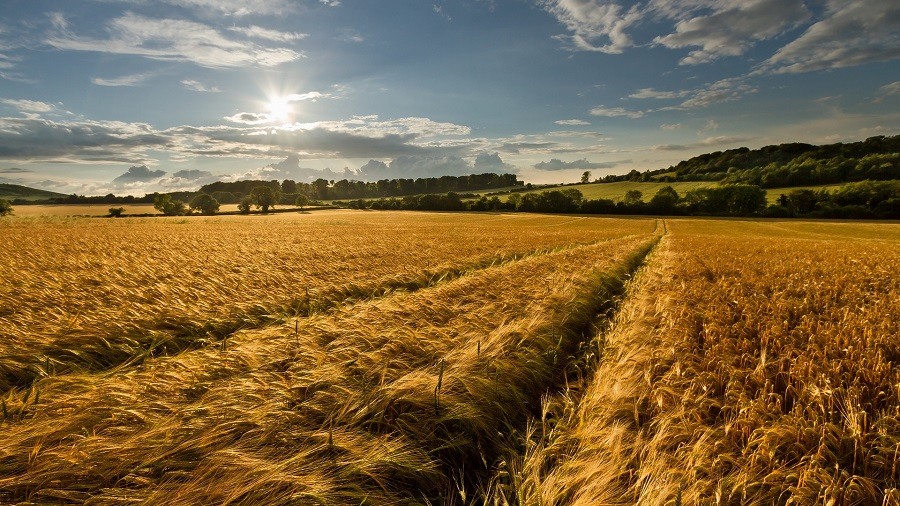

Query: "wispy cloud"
left=590, top=106, right=644, bottom=118
left=539, top=0, right=641, bottom=53
left=181, top=79, right=221, bottom=93
left=653, top=0, right=809, bottom=65
left=534, top=158, right=625, bottom=170
left=874, top=81, right=900, bottom=103
left=1, top=98, right=56, bottom=112
left=758, top=0, right=900, bottom=74
left=92, top=73, right=155, bottom=87
left=228, top=25, right=308, bottom=42
left=555, top=119, right=591, bottom=126
left=628, top=88, right=689, bottom=99
left=46, top=12, right=303, bottom=69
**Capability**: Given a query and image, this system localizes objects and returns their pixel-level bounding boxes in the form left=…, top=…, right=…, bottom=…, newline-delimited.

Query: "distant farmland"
left=1, top=211, right=898, bottom=504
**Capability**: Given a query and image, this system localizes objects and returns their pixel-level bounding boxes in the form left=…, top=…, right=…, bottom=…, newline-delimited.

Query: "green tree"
left=623, top=189, right=644, bottom=206
left=581, top=171, right=592, bottom=184
left=649, top=186, right=680, bottom=214
left=189, top=193, right=220, bottom=215
left=153, top=194, right=187, bottom=216
left=250, top=186, right=280, bottom=213
left=0, top=198, right=12, bottom=216
left=108, top=207, right=125, bottom=217
left=295, top=193, right=310, bottom=210
left=238, top=196, right=253, bottom=214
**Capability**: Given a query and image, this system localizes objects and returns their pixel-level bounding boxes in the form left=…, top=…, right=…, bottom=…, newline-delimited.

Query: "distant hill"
left=0, top=184, right=68, bottom=201
left=603, top=135, right=900, bottom=188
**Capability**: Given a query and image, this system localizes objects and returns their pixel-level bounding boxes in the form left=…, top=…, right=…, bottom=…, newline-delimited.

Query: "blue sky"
left=0, top=0, right=898, bottom=195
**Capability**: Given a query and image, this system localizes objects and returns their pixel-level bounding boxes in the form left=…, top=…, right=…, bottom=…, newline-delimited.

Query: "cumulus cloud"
left=555, top=119, right=591, bottom=125
left=0, top=113, right=474, bottom=167
left=171, top=169, right=213, bottom=180
left=92, top=73, right=154, bottom=87
left=1, top=99, right=55, bottom=112
left=181, top=79, right=221, bottom=93
left=112, top=165, right=166, bottom=183
left=0, top=117, right=170, bottom=162
left=654, top=0, right=809, bottom=65
left=474, top=152, right=515, bottom=172
left=590, top=106, right=644, bottom=118
left=357, top=155, right=474, bottom=180
left=759, top=0, right=900, bottom=74
left=533, top=158, right=624, bottom=170
left=46, top=12, right=303, bottom=69
left=224, top=112, right=271, bottom=125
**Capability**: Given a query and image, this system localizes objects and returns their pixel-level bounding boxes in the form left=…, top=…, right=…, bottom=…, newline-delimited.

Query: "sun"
left=267, top=96, right=293, bottom=124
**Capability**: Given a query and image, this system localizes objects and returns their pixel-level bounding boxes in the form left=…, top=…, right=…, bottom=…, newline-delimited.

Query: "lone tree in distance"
left=250, top=186, right=280, bottom=213
left=189, top=193, right=220, bottom=215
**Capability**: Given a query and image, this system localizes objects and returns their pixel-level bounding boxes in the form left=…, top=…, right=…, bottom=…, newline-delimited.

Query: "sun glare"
left=267, top=97, right=293, bottom=124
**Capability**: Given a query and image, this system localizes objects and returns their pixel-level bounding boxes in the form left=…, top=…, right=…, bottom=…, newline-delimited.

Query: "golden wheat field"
left=1, top=210, right=899, bottom=505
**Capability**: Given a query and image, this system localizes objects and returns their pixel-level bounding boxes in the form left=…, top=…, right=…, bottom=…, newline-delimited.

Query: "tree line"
left=337, top=180, right=900, bottom=219
left=597, top=135, right=900, bottom=187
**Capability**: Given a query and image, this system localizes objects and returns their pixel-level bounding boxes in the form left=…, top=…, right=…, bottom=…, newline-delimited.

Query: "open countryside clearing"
left=1, top=211, right=898, bottom=504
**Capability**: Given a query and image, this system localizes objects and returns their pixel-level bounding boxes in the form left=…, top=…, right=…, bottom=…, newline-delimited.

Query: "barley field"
left=1, top=211, right=898, bottom=504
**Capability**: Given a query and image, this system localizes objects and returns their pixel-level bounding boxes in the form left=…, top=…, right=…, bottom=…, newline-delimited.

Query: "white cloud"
left=760, top=0, right=900, bottom=74
left=654, top=0, right=809, bottom=65
left=534, top=158, right=624, bottom=170
left=628, top=88, right=689, bottom=99
left=539, top=0, right=641, bottom=53
left=229, top=25, right=308, bottom=42
left=112, top=164, right=166, bottom=183
left=474, top=152, right=515, bottom=172
left=92, top=73, right=154, bottom=87
left=46, top=12, right=303, bottom=69
left=181, top=79, right=221, bottom=93
left=293, top=116, right=471, bottom=137
left=48, top=12, right=68, bottom=31
left=0, top=116, right=170, bottom=163
left=590, top=106, right=644, bottom=118
left=674, top=78, right=756, bottom=109
left=358, top=155, right=474, bottom=179
left=158, top=0, right=296, bottom=16
left=224, top=112, right=272, bottom=125
left=660, top=123, right=682, bottom=130
left=1, top=99, right=55, bottom=112
left=874, top=81, right=900, bottom=103
left=555, top=119, right=591, bottom=125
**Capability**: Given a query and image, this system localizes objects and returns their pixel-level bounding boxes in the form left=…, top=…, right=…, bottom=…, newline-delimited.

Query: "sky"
left=0, top=0, right=898, bottom=195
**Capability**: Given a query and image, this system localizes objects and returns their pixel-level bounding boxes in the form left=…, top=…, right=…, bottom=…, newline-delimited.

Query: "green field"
left=483, top=181, right=852, bottom=205
left=0, top=183, right=68, bottom=202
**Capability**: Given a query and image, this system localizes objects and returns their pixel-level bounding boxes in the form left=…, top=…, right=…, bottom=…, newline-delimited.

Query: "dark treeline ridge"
left=601, top=135, right=900, bottom=188
left=338, top=180, right=900, bottom=219
left=12, top=173, right=521, bottom=206
left=199, top=172, right=521, bottom=201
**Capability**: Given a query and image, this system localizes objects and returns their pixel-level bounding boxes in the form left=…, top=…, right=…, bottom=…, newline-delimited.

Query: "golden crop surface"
left=0, top=212, right=652, bottom=392
left=1, top=210, right=898, bottom=505
left=518, top=219, right=900, bottom=506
